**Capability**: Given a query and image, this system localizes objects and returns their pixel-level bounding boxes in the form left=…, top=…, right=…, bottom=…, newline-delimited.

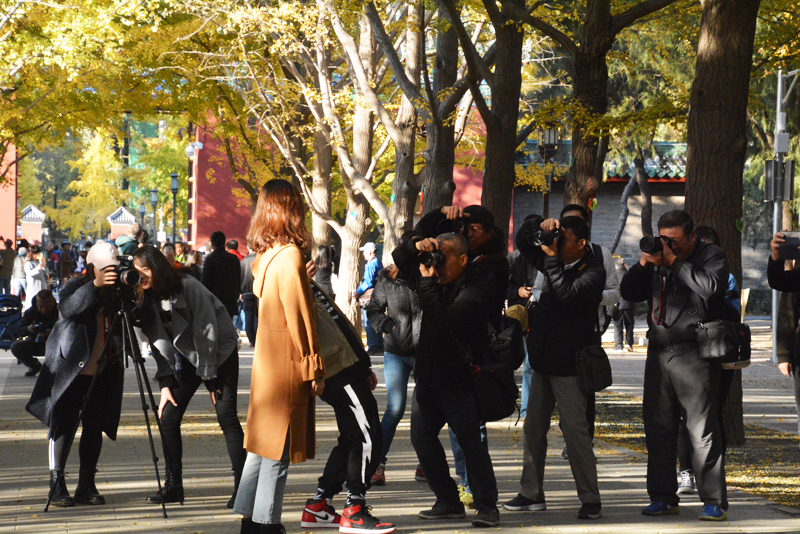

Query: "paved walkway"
left=1, top=316, right=799, bottom=533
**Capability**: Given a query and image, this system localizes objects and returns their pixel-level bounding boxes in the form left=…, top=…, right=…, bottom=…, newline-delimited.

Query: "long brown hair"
left=247, top=179, right=309, bottom=253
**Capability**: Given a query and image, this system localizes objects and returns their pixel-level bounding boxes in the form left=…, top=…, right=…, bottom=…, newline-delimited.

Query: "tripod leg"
left=123, top=312, right=171, bottom=518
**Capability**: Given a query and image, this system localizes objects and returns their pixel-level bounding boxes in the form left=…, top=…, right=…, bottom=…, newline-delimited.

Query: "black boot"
left=260, top=524, right=286, bottom=534
left=49, top=470, right=74, bottom=507
left=240, top=518, right=260, bottom=534
left=146, top=465, right=184, bottom=504
left=74, top=468, right=105, bottom=505
left=227, top=469, right=242, bottom=509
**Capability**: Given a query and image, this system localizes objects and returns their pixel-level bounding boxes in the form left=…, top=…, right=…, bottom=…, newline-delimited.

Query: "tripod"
left=44, top=295, right=172, bottom=518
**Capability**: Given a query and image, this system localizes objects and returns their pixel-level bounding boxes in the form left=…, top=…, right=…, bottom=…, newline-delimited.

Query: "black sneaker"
left=577, top=503, right=601, bottom=520
left=418, top=500, right=466, bottom=520
left=502, top=494, right=546, bottom=511
left=472, top=508, right=500, bottom=527
left=25, top=360, right=42, bottom=377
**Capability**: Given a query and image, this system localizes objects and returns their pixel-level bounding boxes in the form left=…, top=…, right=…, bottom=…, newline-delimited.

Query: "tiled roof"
left=107, top=206, right=137, bottom=225
left=20, top=205, right=46, bottom=223
left=519, top=140, right=686, bottom=183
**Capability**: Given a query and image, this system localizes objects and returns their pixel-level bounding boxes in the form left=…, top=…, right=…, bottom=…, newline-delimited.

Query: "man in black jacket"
left=393, top=232, right=500, bottom=528
left=11, top=290, right=59, bottom=376
left=503, top=215, right=605, bottom=519
left=620, top=210, right=729, bottom=521
left=201, top=231, right=241, bottom=318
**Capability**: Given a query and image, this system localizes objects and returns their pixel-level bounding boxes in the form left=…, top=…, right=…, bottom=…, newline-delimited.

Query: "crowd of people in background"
left=6, top=192, right=800, bottom=533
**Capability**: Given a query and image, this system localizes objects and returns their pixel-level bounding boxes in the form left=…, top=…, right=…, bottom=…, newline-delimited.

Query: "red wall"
left=0, top=145, right=18, bottom=243
left=189, top=126, right=252, bottom=252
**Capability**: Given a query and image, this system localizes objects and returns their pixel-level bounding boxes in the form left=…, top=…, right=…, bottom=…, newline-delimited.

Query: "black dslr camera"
left=419, top=249, right=445, bottom=268
left=528, top=227, right=562, bottom=248
left=115, top=255, right=141, bottom=287
left=639, top=236, right=672, bottom=254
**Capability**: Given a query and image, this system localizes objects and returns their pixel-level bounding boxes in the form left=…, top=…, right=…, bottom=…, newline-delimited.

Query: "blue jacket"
left=356, top=256, right=382, bottom=296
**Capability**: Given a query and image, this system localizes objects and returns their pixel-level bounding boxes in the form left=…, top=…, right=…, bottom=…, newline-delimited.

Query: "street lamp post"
left=170, top=172, right=179, bottom=243
left=139, top=202, right=146, bottom=228
left=537, top=128, right=559, bottom=219
left=150, top=188, right=159, bottom=242
left=767, top=68, right=799, bottom=363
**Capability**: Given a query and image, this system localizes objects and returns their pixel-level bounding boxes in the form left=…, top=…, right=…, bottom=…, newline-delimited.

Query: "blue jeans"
left=520, top=339, right=533, bottom=419
left=379, top=352, right=414, bottom=465
left=362, top=308, right=383, bottom=353
left=234, top=436, right=290, bottom=525
left=0, top=277, right=10, bottom=294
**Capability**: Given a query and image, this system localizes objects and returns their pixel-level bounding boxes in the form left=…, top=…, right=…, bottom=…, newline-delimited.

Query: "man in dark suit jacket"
left=201, top=231, right=241, bottom=318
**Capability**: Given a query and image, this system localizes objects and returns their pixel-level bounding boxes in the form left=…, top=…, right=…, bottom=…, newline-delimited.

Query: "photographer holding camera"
left=11, top=289, right=58, bottom=376
left=504, top=215, right=605, bottom=519
left=26, top=241, right=125, bottom=507
left=620, top=210, right=729, bottom=521
left=392, top=232, right=500, bottom=527
left=132, top=245, right=245, bottom=508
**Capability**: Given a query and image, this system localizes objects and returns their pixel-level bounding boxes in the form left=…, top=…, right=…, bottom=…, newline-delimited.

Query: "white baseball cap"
left=359, top=242, right=377, bottom=253
left=86, top=241, right=120, bottom=270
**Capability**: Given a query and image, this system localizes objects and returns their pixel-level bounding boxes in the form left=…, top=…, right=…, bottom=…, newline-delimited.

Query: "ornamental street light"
left=537, top=127, right=559, bottom=219
left=170, top=172, right=179, bottom=243
left=150, top=188, right=159, bottom=241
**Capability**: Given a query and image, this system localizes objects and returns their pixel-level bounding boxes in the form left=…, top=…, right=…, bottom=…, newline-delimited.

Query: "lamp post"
left=170, top=172, right=179, bottom=243
left=537, top=128, right=559, bottom=218
left=139, top=202, right=146, bottom=228
left=150, top=188, right=158, bottom=242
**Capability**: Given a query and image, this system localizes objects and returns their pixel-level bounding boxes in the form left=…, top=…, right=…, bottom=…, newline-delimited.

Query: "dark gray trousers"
left=643, top=344, right=727, bottom=509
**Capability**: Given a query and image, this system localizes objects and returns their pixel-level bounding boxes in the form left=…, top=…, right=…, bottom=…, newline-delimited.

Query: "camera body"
left=778, top=231, right=800, bottom=260
left=639, top=236, right=663, bottom=254
left=529, top=228, right=562, bottom=248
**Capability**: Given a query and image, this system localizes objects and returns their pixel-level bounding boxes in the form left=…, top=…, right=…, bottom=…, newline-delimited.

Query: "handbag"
left=576, top=345, right=613, bottom=394
left=471, top=363, right=519, bottom=422
left=696, top=319, right=751, bottom=369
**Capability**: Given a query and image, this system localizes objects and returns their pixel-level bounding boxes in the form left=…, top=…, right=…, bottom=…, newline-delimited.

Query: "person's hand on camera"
left=639, top=251, right=663, bottom=267
left=518, top=286, right=532, bottom=299
left=306, top=260, right=317, bottom=279
left=158, top=386, right=178, bottom=418
left=93, top=266, right=118, bottom=288
left=541, top=237, right=558, bottom=257
left=540, top=218, right=560, bottom=232
left=661, top=239, right=677, bottom=267
left=419, top=262, right=436, bottom=277
left=779, top=362, right=792, bottom=377
left=771, top=230, right=792, bottom=261
left=27, top=324, right=37, bottom=334
left=310, top=378, right=325, bottom=397
left=440, top=206, right=465, bottom=220
left=415, top=237, right=439, bottom=253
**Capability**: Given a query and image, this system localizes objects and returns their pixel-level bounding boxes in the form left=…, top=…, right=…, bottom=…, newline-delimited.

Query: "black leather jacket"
left=365, top=269, right=421, bottom=358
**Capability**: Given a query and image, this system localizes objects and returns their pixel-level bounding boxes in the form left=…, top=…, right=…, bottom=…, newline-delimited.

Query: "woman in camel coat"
left=233, top=179, right=325, bottom=534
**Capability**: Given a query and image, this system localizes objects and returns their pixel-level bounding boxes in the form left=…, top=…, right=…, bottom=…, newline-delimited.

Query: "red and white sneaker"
left=339, top=503, right=396, bottom=534
left=301, top=498, right=341, bottom=529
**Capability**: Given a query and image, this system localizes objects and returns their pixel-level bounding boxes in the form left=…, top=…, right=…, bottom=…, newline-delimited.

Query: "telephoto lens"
left=530, top=229, right=559, bottom=247
left=639, top=236, right=663, bottom=254
left=419, top=250, right=445, bottom=267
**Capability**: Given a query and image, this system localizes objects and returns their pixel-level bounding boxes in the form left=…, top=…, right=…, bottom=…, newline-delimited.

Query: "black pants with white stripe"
left=317, top=379, right=382, bottom=498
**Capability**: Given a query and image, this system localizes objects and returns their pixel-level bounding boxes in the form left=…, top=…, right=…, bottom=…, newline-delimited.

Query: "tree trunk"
left=566, top=51, right=610, bottom=209
left=422, top=25, right=458, bottom=213
left=335, top=13, right=376, bottom=327
left=312, top=129, right=333, bottom=250
left=384, top=1, right=421, bottom=263
left=684, top=0, right=760, bottom=446
left=635, top=153, right=654, bottom=237
left=480, top=0, right=524, bottom=241
left=609, top=174, right=637, bottom=254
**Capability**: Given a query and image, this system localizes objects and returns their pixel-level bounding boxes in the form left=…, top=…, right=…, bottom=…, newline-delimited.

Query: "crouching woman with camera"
left=26, top=241, right=125, bottom=507
left=132, top=245, right=245, bottom=507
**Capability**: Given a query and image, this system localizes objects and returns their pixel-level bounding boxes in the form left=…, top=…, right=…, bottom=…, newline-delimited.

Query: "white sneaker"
left=678, top=470, right=695, bottom=494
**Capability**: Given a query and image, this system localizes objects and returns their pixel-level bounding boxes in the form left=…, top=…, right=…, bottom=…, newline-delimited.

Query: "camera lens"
left=639, top=236, right=663, bottom=254
left=118, top=269, right=141, bottom=287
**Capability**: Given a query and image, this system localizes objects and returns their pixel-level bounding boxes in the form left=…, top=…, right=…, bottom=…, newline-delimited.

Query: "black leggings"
left=159, top=350, right=246, bottom=475
left=49, top=375, right=104, bottom=471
